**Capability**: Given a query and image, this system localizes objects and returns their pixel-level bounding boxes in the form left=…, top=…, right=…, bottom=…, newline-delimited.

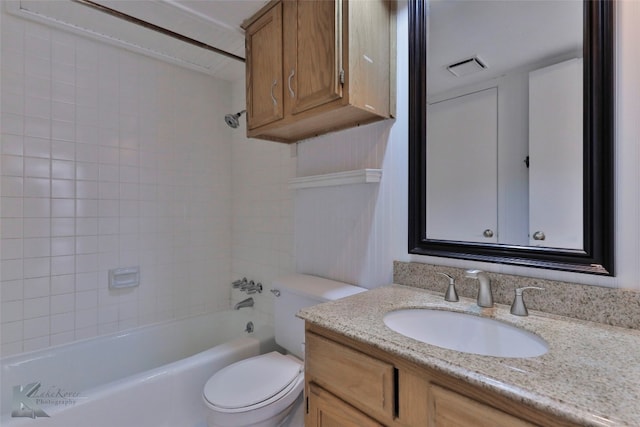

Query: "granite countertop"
left=298, top=285, right=640, bottom=427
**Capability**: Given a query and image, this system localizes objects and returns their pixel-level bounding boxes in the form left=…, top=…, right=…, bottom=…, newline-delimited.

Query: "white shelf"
left=289, top=169, right=382, bottom=190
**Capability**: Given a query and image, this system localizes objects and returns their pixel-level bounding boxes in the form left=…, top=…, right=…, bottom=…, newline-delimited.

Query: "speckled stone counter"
left=298, top=285, right=640, bottom=427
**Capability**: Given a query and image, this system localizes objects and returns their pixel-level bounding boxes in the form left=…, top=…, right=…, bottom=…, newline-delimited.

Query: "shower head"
left=224, top=110, right=246, bottom=129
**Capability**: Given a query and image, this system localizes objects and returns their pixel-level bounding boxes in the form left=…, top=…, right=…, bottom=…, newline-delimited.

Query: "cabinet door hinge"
left=339, top=69, right=345, bottom=85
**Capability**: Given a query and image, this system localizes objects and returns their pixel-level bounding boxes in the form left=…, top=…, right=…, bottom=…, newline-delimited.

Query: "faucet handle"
left=437, top=272, right=459, bottom=302
left=510, top=287, right=545, bottom=316
left=232, top=277, right=248, bottom=288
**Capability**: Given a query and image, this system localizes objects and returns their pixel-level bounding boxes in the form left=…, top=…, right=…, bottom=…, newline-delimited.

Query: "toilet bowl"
left=202, top=274, right=367, bottom=427
left=203, top=352, right=304, bottom=427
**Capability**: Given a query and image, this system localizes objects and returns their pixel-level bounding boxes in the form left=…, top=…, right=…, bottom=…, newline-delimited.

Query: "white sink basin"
left=383, top=309, right=548, bottom=358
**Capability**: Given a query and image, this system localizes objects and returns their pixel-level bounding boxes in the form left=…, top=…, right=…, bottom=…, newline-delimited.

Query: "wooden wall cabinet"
left=242, top=0, right=395, bottom=143
left=305, top=324, right=581, bottom=427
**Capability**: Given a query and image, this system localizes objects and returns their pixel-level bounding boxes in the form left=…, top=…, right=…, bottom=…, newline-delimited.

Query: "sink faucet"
left=234, top=297, right=254, bottom=310
left=464, top=269, right=493, bottom=307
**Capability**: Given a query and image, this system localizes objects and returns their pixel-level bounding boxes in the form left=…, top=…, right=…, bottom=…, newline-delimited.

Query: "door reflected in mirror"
left=425, top=0, right=583, bottom=249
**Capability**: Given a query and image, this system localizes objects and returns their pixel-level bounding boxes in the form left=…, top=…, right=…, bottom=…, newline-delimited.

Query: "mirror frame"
left=408, top=0, right=615, bottom=275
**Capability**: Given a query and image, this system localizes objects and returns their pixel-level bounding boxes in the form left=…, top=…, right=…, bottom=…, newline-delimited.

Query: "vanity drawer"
left=305, top=332, right=395, bottom=421
left=429, top=384, right=538, bottom=427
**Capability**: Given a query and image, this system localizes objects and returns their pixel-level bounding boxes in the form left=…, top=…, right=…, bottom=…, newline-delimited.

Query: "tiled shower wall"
left=229, top=82, right=296, bottom=324
left=0, top=12, right=234, bottom=356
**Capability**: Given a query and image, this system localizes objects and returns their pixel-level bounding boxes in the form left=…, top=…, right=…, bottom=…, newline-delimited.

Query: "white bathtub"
left=0, top=310, right=276, bottom=427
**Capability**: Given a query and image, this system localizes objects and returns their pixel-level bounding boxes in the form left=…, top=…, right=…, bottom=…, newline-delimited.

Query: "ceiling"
left=10, top=0, right=270, bottom=81
left=427, top=0, right=583, bottom=96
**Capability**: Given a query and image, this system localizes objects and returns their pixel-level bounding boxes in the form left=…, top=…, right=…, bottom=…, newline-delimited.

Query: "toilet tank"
left=273, top=274, right=366, bottom=359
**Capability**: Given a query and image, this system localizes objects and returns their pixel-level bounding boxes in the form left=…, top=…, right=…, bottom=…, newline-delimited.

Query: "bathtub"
left=0, top=310, right=276, bottom=427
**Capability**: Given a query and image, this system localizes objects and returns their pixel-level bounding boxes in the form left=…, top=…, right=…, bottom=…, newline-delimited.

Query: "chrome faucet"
left=437, top=272, right=459, bottom=302
left=464, top=269, right=493, bottom=307
left=510, top=287, right=544, bottom=316
left=234, top=297, right=254, bottom=310
left=232, top=278, right=263, bottom=294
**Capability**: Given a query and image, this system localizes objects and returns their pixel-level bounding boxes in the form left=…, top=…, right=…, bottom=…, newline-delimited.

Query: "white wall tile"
left=1, top=300, right=23, bottom=323
left=23, top=256, right=50, bottom=278
left=1, top=321, right=23, bottom=344
left=0, top=197, right=23, bottom=217
left=24, top=296, right=50, bottom=319
left=51, top=218, right=75, bottom=236
left=50, top=331, right=74, bottom=346
left=51, top=198, right=75, bottom=217
left=51, top=274, right=74, bottom=295
left=51, top=294, right=74, bottom=315
left=51, top=140, right=75, bottom=160
left=1, top=279, right=23, bottom=301
left=2, top=218, right=23, bottom=239
left=23, top=315, right=49, bottom=339
left=23, top=276, right=49, bottom=298
left=51, top=255, right=75, bottom=275
left=1, top=10, right=235, bottom=354
left=1, top=134, right=24, bottom=156
left=1, top=238, right=23, bottom=260
left=23, top=197, right=50, bottom=217
left=2, top=112, right=24, bottom=136
left=1, top=177, right=23, bottom=197
left=24, top=157, right=49, bottom=178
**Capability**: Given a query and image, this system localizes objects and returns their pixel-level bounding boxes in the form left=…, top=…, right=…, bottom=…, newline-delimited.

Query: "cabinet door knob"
left=533, top=231, right=546, bottom=241
left=483, top=229, right=494, bottom=238
left=288, top=69, right=295, bottom=98
left=270, top=79, right=278, bottom=106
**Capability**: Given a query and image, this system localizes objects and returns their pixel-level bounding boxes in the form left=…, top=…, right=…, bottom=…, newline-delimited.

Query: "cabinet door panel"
left=291, top=0, right=342, bottom=114
left=307, top=383, right=383, bottom=427
left=306, top=332, right=395, bottom=420
left=429, top=384, right=537, bottom=427
left=246, top=3, right=283, bottom=129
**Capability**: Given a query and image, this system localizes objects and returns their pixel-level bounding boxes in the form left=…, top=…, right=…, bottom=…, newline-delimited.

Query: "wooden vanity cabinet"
left=305, top=324, right=581, bottom=427
left=242, top=0, right=394, bottom=143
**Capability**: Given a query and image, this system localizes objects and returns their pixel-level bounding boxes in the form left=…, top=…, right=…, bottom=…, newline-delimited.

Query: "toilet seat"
left=203, top=352, right=303, bottom=413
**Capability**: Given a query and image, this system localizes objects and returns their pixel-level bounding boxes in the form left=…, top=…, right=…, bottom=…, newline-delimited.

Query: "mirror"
left=408, top=0, right=615, bottom=275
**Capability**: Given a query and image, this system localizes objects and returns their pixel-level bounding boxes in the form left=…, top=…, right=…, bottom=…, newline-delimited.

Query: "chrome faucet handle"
left=510, top=287, right=545, bottom=316
left=465, top=269, right=493, bottom=308
left=437, top=272, right=459, bottom=302
left=232, top=277, right=248, bottom=288
left=240, top=280, right=254, bottom=291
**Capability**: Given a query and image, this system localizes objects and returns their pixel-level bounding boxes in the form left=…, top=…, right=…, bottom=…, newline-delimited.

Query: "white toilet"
left=202, top=274, right=366, bottom=427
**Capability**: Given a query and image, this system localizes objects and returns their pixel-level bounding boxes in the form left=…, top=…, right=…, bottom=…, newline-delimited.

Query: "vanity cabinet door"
left=428, top=384, right=538, bottom=427
left=307, top=383, right=383, bottom=427
left=288, top=0, right=343, bottom=115
left=245, top=2, right=284, bottom=130
left=306, top=332, right=395, bottom=422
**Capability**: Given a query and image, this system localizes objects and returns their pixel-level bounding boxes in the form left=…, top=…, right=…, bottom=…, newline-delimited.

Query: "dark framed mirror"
left=408, top=0, right=615, bottom=275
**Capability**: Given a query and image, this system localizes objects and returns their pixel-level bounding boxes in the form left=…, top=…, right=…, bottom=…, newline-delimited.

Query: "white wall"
left=230, top=82, right=296, bottom=323
left=297, top=1, right=640, bottom=291
left=0, top=11, right=235, bottom=356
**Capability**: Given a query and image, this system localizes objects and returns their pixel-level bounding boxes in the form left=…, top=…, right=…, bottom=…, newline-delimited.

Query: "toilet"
left=202, top=274, right=366, bottom=427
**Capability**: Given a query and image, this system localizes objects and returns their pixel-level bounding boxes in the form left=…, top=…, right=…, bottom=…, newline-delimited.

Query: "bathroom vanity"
left=299, top=286, right=640, bottom=427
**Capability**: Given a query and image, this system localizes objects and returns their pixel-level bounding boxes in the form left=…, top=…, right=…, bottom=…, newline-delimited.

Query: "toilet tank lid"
left=273, top=274, right=367, bottom=302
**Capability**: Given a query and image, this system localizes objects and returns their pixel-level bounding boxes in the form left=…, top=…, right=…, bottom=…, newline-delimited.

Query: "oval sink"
left=383, top=309, right=548, bottom=358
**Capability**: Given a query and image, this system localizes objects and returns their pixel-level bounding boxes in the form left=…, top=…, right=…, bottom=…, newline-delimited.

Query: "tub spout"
left=234, top=297, right=254, bottom=310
